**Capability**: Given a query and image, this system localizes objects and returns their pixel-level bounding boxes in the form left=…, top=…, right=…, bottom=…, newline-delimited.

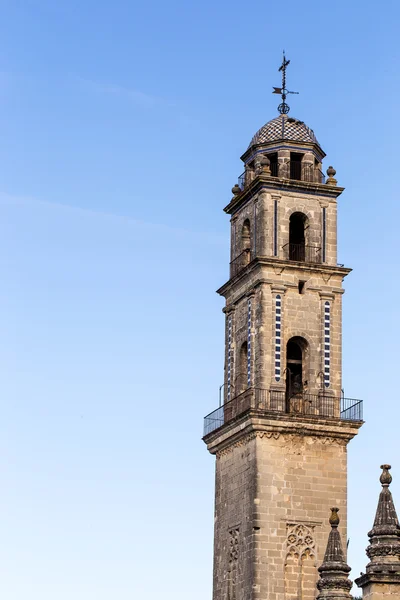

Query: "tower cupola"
left=240, top=113, right=326, bottom=188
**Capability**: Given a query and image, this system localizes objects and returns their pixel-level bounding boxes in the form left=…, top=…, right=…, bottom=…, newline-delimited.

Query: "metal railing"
left=340, top=397, right=363, bottom=421
left=237, top=162, right=325, bottom=191
left=282, top=243, right=322, bottom=263
left=230, top=249, right=251, bottom=277
left=203, top=388, right=363, bottom=436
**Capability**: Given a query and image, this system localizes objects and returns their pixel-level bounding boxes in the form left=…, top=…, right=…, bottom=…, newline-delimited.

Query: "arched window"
left=286, top=337, right=308, bottom=410
left=289, top=212, right=308, bottom=261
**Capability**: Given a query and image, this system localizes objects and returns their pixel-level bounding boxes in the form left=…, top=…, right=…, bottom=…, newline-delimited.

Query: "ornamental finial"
left=380, top=464, right=392, bottom=486
left=329, top=507, right=340, bottom=527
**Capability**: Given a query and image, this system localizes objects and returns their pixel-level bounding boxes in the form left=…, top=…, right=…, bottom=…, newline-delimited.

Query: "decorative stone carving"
left=217, top=431, right=284, bottom=457
left=285, top=523, right=317, bottom=600
left=231, top=184, right=241, bottom=196
left=228, top=528, right=239, bottom=600
left=326, top=166, right=337, bottom=187
left=257, top=431, right=281, bottom=440
left=286, top=523, right=316, bottom=563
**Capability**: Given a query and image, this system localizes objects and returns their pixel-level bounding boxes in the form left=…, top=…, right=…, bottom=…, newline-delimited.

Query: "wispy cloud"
left=0, top=192, right=226, bottom=245
left=76, top=76, right=162, bottom=108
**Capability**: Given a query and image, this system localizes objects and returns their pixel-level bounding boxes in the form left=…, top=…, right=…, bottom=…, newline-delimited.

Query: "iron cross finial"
left=272, top=51, right=299, bottom=114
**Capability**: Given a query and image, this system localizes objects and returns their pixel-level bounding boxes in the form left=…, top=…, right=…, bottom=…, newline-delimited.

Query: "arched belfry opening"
left=289, top=212, right=308, bottom=262
left=286, top=337, right=308, bottom=409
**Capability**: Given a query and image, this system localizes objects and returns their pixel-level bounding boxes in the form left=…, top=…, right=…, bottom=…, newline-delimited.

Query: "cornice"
left=216, top=258, right=351, bottom=297
left=356, top=572, right=400, bottom=588
left=225, top=175, right=344, bottom=215
left=240, top=140, right=326, bottom=163
left=204, top=410, right=362, bottom=456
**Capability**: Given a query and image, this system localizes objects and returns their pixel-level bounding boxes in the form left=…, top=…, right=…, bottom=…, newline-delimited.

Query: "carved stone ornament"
left=229, top=528, right=239, bottom=562
left=228, top=528, right=239, bottom=600
left=285, top=523, right=316, bottom=564
left=367, top=544, right=400, bottom=558
left=231, top=184, right=241, bottom=196
left=216, top=431, right=346, bottom=458
left=216, top=431, right=281, bottom=457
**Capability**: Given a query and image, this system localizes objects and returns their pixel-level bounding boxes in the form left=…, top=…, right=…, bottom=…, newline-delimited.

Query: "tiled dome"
left=248, top=114, right=319, bottom=148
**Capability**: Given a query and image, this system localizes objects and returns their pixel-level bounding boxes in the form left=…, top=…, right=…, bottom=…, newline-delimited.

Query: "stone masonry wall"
left=254, top=433, right=348, bottom=600
left=213, top=437, right=258, bottom=600
left=361, top=582, right=400, bottom=600
left=229, top=190, right=338, bottom=268
left=213, top=431, right=349, bottom=600
left=224, top=273, right=344, bottom=403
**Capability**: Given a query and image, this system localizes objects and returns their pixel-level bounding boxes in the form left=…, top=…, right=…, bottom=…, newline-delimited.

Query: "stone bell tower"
left=203, top=56, right=363, bottom=600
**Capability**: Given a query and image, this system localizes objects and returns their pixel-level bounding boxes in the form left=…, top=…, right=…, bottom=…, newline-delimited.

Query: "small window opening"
left=237, top=341, right=248, bottom=394
left=268, top=152, right=278, bottom=177
left=290, top=152, right=303, bottom=180
left=298, top=280, right=306, bottom=294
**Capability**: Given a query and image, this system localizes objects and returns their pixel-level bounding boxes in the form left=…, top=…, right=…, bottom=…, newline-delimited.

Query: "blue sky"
left=1, top=1, right=400, bottom=598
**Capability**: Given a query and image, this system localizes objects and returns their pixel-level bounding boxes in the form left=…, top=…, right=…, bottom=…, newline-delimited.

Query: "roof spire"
left=316, top=508, right=353, bottom=600
left=370, top=464, right=399, bottom=539
left=355, top=465, right=400, bottom=592
left=272, top=51, right=299, bottom=115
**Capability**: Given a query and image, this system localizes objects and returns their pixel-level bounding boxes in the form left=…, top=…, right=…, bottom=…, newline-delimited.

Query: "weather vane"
left=272, top=51, right=299, bottom=114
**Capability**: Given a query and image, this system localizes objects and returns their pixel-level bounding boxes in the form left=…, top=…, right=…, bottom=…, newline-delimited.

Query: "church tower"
left=203, top=56, right=363, bottom=600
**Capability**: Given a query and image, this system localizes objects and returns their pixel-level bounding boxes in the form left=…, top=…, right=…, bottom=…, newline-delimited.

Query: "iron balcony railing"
left=203, top=388, right=363, bottom=437
left=230, top=249, right=251, bottom=277
left=230, top=243, right=322, bottom=279
left=282, top=243, right=322, bottom=264
left=238, top=172, right=246, bottom=191
left=237, top=162, right=325, bottom=191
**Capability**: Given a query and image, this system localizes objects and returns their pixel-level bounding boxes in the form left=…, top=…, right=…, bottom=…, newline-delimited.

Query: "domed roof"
left=248, top=114, right=320, bottom=148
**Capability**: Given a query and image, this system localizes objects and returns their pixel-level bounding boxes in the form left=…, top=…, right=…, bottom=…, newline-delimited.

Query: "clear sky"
left=1, top=1, right=400, bottom=598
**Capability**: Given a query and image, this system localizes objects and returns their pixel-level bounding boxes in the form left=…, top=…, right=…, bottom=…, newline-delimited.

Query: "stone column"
left=302, top=151, right=315, bottom=182
left=278, top=149, right=290, bottom=179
